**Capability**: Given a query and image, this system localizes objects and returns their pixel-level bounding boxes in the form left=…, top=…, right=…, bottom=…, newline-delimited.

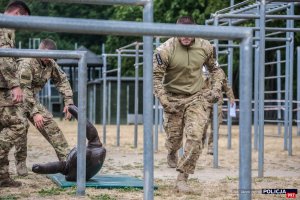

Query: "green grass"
left=0, top=195, right=19, bottom=200
left=38, top=187, right=66, bottom=196
left=89, top=194, right=117, bottom=200
left=117, top=187, right=142, bottom=192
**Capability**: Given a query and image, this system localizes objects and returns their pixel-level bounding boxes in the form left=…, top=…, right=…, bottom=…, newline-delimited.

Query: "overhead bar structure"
left=0, top=48, right=88, bottom=197
left=0, top=5, right=253, bottom=200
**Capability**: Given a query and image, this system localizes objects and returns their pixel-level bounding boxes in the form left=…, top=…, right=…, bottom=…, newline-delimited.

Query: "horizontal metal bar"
left=264, top=75, right=285, bottom=79
left=264, top=120, right=284, bottom=123
left=266, top=31, right=283, bottom=37
left=253, top=37, right=290, bottom=42
left=103, top=53, right=143, bottom=57
left=39, top=0, right=149, bottom=6
left=214, top=14, right=300, bottom=20
left=265, top=60, right=286, bottom=65
left=265, top=45, right=286, bottom=51
left=264, top=90, right=285, bottom=94
left=103, top=68, right=118, bottom=74
left=0, top=48, right=84, bottom=58
left=118, top=41, right=139, bottom=50
left=220, top=63, right=228, bottom=67
left=215, top=0, right=254, bottom=15
left=0, top=15, right=252, bottom=40
left=119, top=49, right=143, bottom=53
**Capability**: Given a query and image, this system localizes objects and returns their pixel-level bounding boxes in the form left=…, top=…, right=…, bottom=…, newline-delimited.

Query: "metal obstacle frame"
left=206, top=0, right=299, bottom=179
left=0, top=1, right=254, bottom=200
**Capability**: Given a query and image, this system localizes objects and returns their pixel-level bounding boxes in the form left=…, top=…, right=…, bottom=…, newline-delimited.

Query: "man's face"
left=178, top=37, right=194, bottom=47
left=6, top=8, right=28, bottom=16
left=39, top=46, right=52, bottom=64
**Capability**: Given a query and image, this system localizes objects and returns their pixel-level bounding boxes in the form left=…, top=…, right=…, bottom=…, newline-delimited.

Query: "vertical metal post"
left=134, top=43, right=139, bottom=148
left=227, top=47, right=233, bottom=149
left=288, top=3, right=294, bottom=156
left=258, top=0, right=265, bottom=178
left=143, top=1, right=154, bottom=199
left=116, top=50, right=122, bottom=146
left=213, top=16, right=219, bottom=167
left=213, top=103, right=219, bottom=168
left=284, top=6, right=290, bottom=151
left=93, top=83, right=96, bottom=124
left=297, top=47, right=300, bottom=136
left=102, top=54, right=107, bottom=144
left=126, top=84, right=129, bottom=123
left=227, top=0, right=234, bottom=150
left=154, top=37, right=160, bottom=152
left=277, top=50, right=282, bottom=135
left=239, top=36, right=253, bottom=200
left=108, top=81, right=111, bottom=125
left=76, top=53, right=87, bottom=196
left=254, top=10, right=260, bottom=150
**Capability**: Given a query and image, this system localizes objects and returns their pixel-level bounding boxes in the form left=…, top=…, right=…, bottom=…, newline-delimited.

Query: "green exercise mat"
left=47, top=173, right=157, bottom=189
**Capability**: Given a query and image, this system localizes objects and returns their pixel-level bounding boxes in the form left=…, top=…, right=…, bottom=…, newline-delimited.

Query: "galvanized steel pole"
left=239, top=35, right=253, bottom=200
left=116, top=50, right=121, bottom=146
left=134, top=43, right=140, bottom=148
left=258, top=0, right=265, bottom=178
left=143, top=1, right=154, bottom=200
left=254, top=12, right=260, bottom=151
left=288, top=3, right=294, bottom=156
left=276, top=50, right=282, bottom=135
left=102, top=54, right=107, bottom=144
left=40, top=0, right=149, bottom=6
left=297, top=47, right=300, bottom=136
left=77, top=52, right=87, bottom=195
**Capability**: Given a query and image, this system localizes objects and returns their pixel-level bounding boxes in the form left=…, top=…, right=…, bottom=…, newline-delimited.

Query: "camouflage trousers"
left=206, top=105, right=223, bottom=148
left=163, top=91, right=211, bottom=174
left=0, top=89, right=28, bottom=179
left=14, top=102, right=69, bottom=162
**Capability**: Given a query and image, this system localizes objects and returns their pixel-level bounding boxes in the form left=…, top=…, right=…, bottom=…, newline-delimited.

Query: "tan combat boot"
left=16, top=160, right=28, bottom=176
left=167, top=151, right=178, bottom=168
left=0, top=175, right=22, bottom=187
left=175, top=172, right=193, bottom=193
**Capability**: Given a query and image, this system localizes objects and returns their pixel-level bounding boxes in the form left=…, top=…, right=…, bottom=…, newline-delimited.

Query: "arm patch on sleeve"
left=155, top=53, right=163, bottom=65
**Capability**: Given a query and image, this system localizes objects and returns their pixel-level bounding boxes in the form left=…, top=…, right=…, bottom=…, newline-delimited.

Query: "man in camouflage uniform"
left=14, top=38, right=72, bottom=176
left=202, top=66, right=235, bottom=155
left=153, top=16, right=224, bottom=193
left=0, top=1, right=30, bottom=187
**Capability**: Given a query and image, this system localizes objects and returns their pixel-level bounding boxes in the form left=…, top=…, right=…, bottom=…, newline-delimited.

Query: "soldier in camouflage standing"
left=202, top=66, right=235, bottom=155
left=153, top=16, right=224, bottom=193
left=14, top=38, right=72, bottom=176
left=0, top=0, right=30, bottom=187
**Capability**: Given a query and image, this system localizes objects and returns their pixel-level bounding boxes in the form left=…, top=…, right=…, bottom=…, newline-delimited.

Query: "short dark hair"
left=6, top=0, right=31, bottom=15
left=40, top=38, right=57, bottom=50
left=176, top=16, right=195, bottom=25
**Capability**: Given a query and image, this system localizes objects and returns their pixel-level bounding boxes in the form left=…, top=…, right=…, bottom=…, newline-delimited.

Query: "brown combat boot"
left=0, top=175, right=22, bottom=187
left=16, top=160, right=28, bottom=176
left=174, top=172, right=193, bottom=193
left=167, top=151, right=178, bottom=168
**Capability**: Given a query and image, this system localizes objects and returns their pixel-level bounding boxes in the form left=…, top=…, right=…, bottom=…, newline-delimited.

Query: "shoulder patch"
left=155, top=53, right=163, bottom=65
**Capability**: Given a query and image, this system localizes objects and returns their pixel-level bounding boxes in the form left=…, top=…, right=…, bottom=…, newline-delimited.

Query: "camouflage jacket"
left=18, top=58, right=74, bottom=116
left=0, top=28, right=20, bottom=89
left=202, top=68, right=235, bottom=105
left=153, top=37, right=223, bottom=98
